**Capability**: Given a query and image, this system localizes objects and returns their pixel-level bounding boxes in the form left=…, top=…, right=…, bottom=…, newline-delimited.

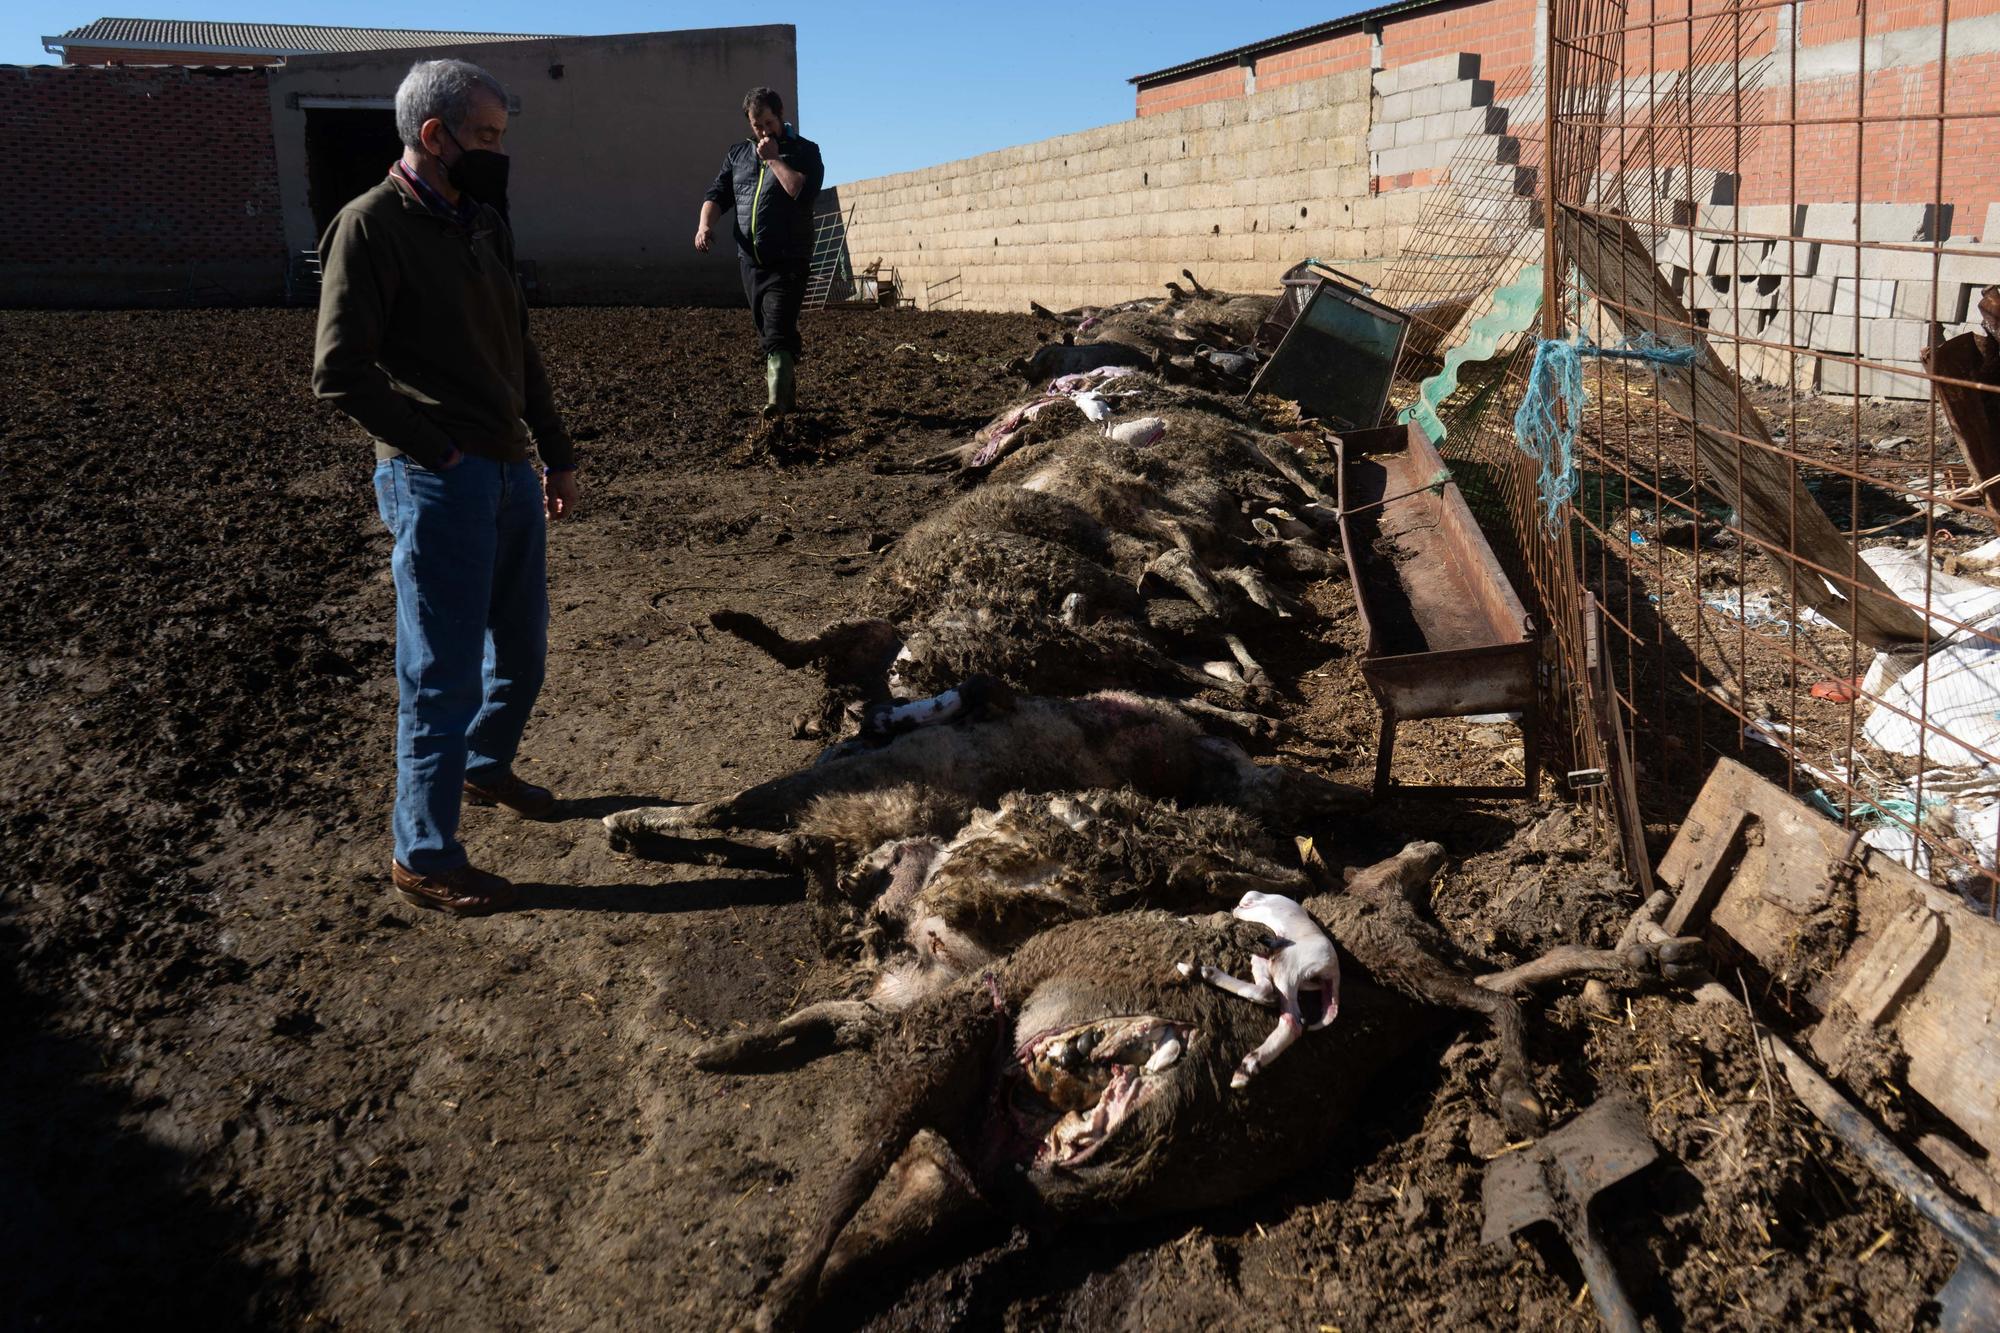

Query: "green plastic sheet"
left=1397, top=263, right=1544, bottom=445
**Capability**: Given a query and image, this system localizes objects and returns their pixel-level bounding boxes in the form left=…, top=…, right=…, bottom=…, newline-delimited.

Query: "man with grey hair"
left=313, top=57, right=578, bottom=916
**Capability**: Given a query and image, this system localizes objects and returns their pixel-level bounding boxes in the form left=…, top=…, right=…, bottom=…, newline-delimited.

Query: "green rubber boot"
left=773, top=349, right=796, bottom=416
left=763, top=352, right=783, bottom=420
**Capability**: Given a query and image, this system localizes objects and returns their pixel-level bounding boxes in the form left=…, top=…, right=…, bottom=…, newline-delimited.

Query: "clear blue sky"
left=5, top=3, right=1350, bottom=181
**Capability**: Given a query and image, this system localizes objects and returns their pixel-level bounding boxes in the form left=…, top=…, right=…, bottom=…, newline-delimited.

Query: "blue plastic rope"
left=1511, top=334, right=1698, bottom=536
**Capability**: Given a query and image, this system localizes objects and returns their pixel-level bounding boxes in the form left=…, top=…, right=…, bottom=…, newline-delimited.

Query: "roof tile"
left=50, top=17, right=563, bottom=56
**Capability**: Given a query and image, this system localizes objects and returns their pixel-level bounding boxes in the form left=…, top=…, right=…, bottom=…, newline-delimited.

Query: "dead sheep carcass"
left=1019, top=276, right=1274, bottom=392
left=741, top=840, right=1613, bottom=1332
left=684, top=785, right=1314, bottom=1069
left=604, top=688, right=1361, bottom=854
left=711, top=414, right=1342, bottom=737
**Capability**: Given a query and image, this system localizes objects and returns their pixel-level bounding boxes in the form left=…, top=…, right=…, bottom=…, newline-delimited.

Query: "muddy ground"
left=0, top=307, right=1954, bottom=1330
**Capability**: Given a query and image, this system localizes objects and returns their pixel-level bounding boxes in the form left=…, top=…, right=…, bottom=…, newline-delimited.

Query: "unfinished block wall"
left=1367, top=52, right=1527, bottom=195
left=837, top=70, right=1397, bottom=312
left=1661, top=195, right=2000, bottom=398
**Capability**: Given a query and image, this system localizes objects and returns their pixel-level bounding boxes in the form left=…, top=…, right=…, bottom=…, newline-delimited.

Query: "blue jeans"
left=373, top=456, right=549, bottom=874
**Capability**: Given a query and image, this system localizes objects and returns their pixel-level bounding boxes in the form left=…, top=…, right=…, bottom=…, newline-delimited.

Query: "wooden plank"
left=1657, top=757, right=2000, bottom=1163
left=1887, top=910, right=2000, bottom=1158
left=1922, top=329, right=2000, bottom=526
left=1557, top=207, right=1930, bottom=648
left=1810, top=903, right=1945, bottom=1068
left=1586, top=595, right=1654, bottom=895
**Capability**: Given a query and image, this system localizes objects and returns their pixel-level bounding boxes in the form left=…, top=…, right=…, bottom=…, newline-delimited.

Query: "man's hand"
left=544, top=469, right=578, bottom=521
left=694, top=223, right=712, bottom=252
left=757, top=137, right=806, bottom=198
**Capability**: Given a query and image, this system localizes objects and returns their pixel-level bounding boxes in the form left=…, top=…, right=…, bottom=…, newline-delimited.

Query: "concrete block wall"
left=837, top=69, right=1389, bottom=313
left=1365, top=52, right=1513, bottom=194
left=1655, top=192, right=2000, bottom=399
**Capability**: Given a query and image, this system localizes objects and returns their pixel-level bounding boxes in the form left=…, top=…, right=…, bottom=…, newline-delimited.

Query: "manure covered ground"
left=0, top=307, right=1949, bottom=1329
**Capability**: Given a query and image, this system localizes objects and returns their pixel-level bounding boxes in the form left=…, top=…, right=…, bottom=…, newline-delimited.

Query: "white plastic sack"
left=1854, top=545, right=2000, bottom=639
left=1861, top=641, right=2000, bottom=768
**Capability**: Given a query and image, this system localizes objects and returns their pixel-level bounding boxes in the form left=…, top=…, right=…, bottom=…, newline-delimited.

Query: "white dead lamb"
left=1179, top=890, right=1341, bottom=1088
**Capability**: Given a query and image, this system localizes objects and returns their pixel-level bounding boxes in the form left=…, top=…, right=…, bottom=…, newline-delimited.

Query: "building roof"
left=43, top=17, right=564, bottom=58
left=1127, top=0, right=1450, bottom=85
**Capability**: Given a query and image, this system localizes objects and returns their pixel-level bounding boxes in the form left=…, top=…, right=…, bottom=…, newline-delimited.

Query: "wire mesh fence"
left=1426, top=0, right=2000, bottom=912
left=804, top=204, right=856, bottom=310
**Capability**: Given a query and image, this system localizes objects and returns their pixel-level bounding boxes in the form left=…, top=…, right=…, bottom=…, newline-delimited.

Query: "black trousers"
left=739, top=253, right=809, bottom=357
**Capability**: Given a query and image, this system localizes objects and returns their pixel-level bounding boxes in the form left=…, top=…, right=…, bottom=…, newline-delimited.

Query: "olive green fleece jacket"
left=311, top=175, right=574, bottom=471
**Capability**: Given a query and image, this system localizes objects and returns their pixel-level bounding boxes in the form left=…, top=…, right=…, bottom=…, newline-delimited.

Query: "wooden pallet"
left=1659, top=757, right=2000, bottom=1201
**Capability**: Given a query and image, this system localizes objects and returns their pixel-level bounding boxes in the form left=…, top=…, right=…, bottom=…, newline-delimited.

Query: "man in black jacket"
left=696, top=87, right=825, bottom=419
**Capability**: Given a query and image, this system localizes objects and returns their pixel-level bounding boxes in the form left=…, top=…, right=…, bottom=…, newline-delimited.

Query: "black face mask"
left=440, top=126, right=510, bottom=221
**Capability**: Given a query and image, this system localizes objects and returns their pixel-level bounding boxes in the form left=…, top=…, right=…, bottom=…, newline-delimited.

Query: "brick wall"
left=1587, top=0, right=2000, bottom=237
left=1137, top=0, right=1540, bottom=117
left=0, top=64, right=285, bottom=304
left=1133, top=1, right=2000, bottom=233
left=1135, top=65, right=1246, bottom=117
left=1380, top=0, right=1539, bottom=90
left=1251, top=31, right=1372, bottom=91
left=61, top=46, right=285, bottom=66
left=839, top=70, right=1413, bottom=313
left=1729, top=56, right=2000, bottom=231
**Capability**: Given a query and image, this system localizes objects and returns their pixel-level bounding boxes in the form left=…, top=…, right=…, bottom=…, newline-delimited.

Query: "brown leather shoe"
left=391, top=860, right=513, bottom=916
left=463, top=770, right=557, bottom=820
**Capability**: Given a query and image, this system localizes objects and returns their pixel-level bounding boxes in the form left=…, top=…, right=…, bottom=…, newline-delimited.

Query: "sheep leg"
left=757, top=986, right=1008, bottom=1333
left=606, top=748, right=891, bottom=839
left=878, top=446, right=963, bottom=473
left=1363, top=944, right=1544, bottom=1134
left=1474, top=890, right=1703, bottom=996
left=1204, top=869, right=1315, bottom=905
left=1172, top=697, right=1282, bottom=744
left=1310, top=845, right=1543, bottom=1134
left=1263, top=539, right=1343, bottom=580
left=1475, top=947, right=1637, bottom=997
left=1190, top=736, right=1368, bottom=822
left=1245, top=435, right=1336, bottom=507
left=1235, top=1010, right=1306, bottom=1088
left=1475, top=935, right=1706, bottom=997
left=1253, top=498, right=1340, bottom=541
left=1140, top=547, right=1233, bottom=618
left=1296, top=502, right=1341, bottom=532
left=1177, top=961, right=1280, bottom=1007
left=603, top=819, right=791, bottom=870
left=692, top=1000, right=885, bottom=1072
left=1220, top=634, right=1273, bottom=690
left=1220, top=566, right=1300, bottom=618
left=819, top=1128, right=992, bottom=1293
left=604, top=800, right=722, bottom=836
left=1116, top=636, right=1260, bottom=703
left=1252, top=513, right=1314, bottom=542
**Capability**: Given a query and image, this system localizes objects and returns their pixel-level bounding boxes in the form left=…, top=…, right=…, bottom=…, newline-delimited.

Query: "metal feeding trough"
left=1249, top=269, right=1409, bottom=430
left=1333, top=423, right=1540, bottom=799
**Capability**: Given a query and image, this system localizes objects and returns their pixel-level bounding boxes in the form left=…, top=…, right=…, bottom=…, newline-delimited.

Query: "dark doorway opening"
left=304, top=108, right=401, bottom=237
